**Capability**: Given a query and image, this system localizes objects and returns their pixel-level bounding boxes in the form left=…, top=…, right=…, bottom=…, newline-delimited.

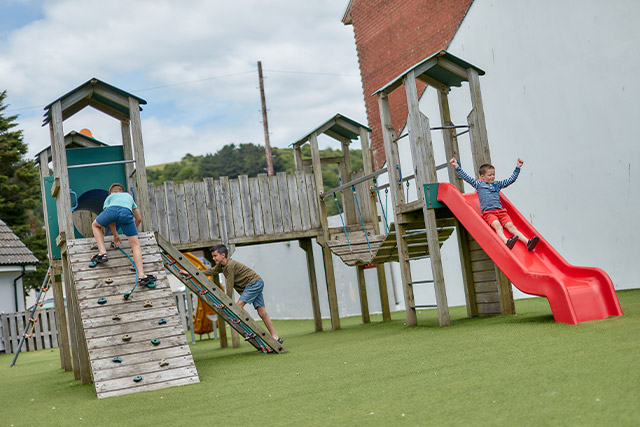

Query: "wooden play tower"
left=372, top=50, right=515, bottom=327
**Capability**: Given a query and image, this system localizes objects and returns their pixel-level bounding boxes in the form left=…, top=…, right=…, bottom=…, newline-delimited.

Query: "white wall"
left=395, top=0, right=639, bottom=299
left=175, top=0, right=640, bottom=321
left=0, top=268, right=27, bottom=313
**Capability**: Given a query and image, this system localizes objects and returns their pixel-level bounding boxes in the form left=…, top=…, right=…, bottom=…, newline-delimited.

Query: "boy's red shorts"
left=482, top=208, right=513, bottom=227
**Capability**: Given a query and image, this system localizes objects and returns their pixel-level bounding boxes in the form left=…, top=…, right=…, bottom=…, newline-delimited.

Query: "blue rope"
left=160, top=251, right=272, bottom=353
left=334, top=178, right=351, bottom=250
left=373, top=178, right=389, bottom=233
left=352, top=186, right=372, bottom=254
left=115, top=244, right=139, bottom=300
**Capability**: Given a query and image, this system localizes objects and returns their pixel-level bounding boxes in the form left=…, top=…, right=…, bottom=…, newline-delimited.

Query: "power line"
left=4, top=66, right=360, bottom=114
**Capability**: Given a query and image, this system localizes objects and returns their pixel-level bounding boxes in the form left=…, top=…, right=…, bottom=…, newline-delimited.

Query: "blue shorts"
left=95, top=206, right=138, bottom=237
left=239, top=278, right=265, bottom=308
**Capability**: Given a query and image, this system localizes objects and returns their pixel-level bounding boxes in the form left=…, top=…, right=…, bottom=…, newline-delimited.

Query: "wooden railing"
left=148, top=171, right=321, bottom=249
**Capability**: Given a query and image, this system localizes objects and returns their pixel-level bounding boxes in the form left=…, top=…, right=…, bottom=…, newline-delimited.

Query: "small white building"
left=0, top=219, right=39, bottom=314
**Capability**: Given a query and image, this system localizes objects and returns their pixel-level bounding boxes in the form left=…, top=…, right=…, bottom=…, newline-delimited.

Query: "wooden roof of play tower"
left=42, top=78, right=147, bottom=126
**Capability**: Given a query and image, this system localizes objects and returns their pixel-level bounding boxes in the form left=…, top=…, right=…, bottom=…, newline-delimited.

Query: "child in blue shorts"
left=91, top=183, right=156, bottom=286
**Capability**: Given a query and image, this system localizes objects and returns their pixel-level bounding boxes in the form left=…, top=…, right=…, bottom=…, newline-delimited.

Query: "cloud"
left=1, top=0, right=366, bottom=165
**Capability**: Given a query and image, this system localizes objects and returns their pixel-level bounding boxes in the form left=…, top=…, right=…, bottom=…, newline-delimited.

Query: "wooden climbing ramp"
left=67, top=232, right=199, bottom=399
left=156, top=233, right=287, bottom=354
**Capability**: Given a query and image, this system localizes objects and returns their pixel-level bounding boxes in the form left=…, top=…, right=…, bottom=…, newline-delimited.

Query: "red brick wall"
left=345, top=0, right=473, bottom=168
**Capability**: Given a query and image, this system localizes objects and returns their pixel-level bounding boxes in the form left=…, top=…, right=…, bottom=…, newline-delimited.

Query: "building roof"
left=42, top=78, right=147, bottom=126
left=373, top=49, right=485, bottom=96
left=0, top=219, right=39, bottom=266
left=35, top=130, right=109, bottom=164
left=290, top=113, right=371, bottom=147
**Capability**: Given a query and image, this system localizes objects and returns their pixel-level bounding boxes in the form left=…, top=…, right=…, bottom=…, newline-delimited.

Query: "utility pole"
left=257, top=61, right=274, bottom=176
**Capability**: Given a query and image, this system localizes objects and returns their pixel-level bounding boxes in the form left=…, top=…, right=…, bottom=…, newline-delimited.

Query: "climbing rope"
left=333, top=178, right=351, bottom=251
left=113, top=243, right=139, bottom=300
left=372, top=178, right=389, bottom=233
left=352, top=186, right=372, bottom=254
left=159, top=251, right=273, bottom=354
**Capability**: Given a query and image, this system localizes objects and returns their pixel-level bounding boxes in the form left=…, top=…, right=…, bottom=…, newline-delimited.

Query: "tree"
left=0, top=90, right=47, bottom=292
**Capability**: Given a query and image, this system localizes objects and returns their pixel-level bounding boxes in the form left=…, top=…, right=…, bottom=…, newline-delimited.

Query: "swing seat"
left=326, top=222, right=455, bottom=266
left=326, top=229, right=387, bottom=266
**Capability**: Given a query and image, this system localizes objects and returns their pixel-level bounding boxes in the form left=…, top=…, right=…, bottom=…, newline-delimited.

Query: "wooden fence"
left=1, top=308, right=60, bottom=354
left=147, top=171, right=321, bottom=249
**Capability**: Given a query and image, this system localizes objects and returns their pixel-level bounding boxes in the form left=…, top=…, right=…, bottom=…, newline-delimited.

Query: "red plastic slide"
left=437, top=183, right=623, bottom=324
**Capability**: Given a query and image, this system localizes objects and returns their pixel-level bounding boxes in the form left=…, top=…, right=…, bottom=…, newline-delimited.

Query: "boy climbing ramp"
left=182, top=244, right=283, bottom=344
left=449, top=157, right=539, bottom=251
left=90, top=183, right=156, bottom=286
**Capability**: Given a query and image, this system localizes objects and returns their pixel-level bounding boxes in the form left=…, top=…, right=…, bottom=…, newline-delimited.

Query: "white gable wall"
left=394, top=0, right=639, bottom=302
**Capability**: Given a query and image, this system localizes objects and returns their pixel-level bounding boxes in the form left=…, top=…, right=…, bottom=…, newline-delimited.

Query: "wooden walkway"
left=67, top=232, right=199, bottom=399
left=147, top=172, right=321, bottom=250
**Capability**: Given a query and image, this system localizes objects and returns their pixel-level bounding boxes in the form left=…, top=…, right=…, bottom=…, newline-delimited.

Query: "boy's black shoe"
left=140, top=275, right=157, bottom=287
left=90, top=253, right=108, bottom=263
left=506, top=236, right=518, bottom=250
left=527, top=236, right=540, bottom=251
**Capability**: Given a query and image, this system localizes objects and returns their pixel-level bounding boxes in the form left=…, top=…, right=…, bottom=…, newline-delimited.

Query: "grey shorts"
left=239, top=278, right=265, bottom=308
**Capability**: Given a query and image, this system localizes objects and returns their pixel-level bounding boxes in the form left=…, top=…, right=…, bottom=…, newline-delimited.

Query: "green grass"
left=2, top=290, right=638, bottom=426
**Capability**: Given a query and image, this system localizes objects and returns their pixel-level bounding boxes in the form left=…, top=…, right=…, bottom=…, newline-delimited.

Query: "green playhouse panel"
left=44, top=145, right=128, bottom=259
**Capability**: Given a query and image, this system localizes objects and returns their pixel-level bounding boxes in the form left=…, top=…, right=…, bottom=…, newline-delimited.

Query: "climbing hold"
left=159, top=359, right=169, bottom=367
left=151, top=339, right=161, bottom=346
left=97, top=297, right=107, bottom=305
left=105, top=278, right=113, bottom=284
left=112, top=314, right=121, bottom=321
left=122, top=334, right=132, bottom=342
left=89, top=261, right=98, bottom=268
left=112, top=356, right=122, bottom=363
left=129, top=265, right=136, bottom=272
left=143, top=300, right=153, bottom=308
left=123, top=293, right=131, bottom=300
left=158, top=318, right=167, bottom=325
left=133, top=376, right=143, bottom=382
left=146, top=281, right=156, bottom=289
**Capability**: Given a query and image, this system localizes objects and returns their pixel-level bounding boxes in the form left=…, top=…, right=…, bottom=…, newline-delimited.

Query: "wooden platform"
left=67, top=232, right=199, bottom=399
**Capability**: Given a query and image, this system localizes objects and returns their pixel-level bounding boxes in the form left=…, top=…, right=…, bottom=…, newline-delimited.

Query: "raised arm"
left=449, top=157, right=478, bottom=188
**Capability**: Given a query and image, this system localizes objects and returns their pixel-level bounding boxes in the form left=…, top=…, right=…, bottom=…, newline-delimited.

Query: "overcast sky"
left=0, top=0, right=365, bottom=166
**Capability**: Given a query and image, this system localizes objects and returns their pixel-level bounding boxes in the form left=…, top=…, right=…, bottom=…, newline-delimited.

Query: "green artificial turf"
left=1, top=290, right=638, bottom=426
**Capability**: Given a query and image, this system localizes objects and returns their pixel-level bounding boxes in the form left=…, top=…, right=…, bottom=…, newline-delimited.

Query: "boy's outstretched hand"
left=449, top=157, right=459, bottom=168
left=517, top=158, right=524, bottom=168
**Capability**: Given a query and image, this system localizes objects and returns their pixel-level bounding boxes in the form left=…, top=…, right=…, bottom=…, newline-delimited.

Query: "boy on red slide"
left=449, top=157, right=539, bottom=251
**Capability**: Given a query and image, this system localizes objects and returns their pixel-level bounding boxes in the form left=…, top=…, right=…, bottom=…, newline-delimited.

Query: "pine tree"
left=0, top=90, right=47, bottom=292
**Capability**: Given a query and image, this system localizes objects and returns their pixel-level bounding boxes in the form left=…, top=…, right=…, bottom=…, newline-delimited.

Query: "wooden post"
left=438, top=89, right=477, bottom=317
left=356, top=266, right=370, bottom=323
left=257, top=61, right=275, bottom=176
left=37, top=150, right=72, bottom=370
left=359, top=127, right=391, bottom=321
left=120, top=120, right=135, bottom=192
left=293, top=145, right=304, bottom=172
left=128, top=97, right=152, bottom=231
left=467, top=68, right=514, bottom=316
left=299, top=238, right=322, bottom=332
left=340, top=139, right=356, bottom=225
left=378, top=92, right=417, bottom=326
left=404, top=71, right=450, bottom=327
left=310, top=132, right=340, bottom=330
left=62, top=252, right=92, bottom=384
